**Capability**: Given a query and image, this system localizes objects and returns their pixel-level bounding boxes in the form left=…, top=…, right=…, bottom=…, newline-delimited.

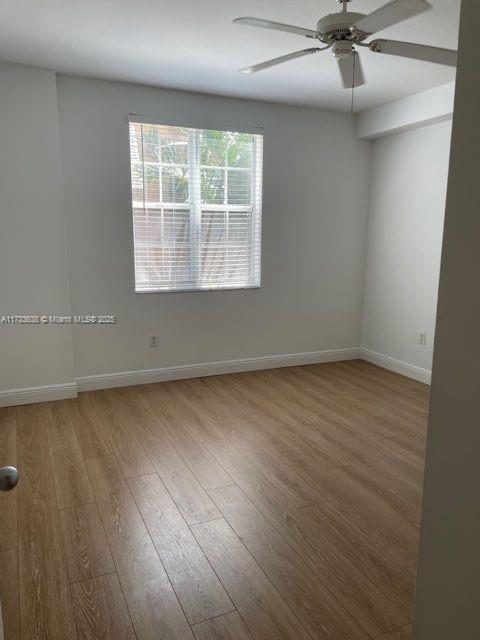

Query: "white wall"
left=0, top=64, right=451, bottom=398
left=56, top=76, right=371, bottom=379
left=414, top=2, right=480, bottom=637
left=361, top=120, right=452, bottom=378
left=0, top=62, right=74, bottom=395
left=357, top=82, right=454, bottom=140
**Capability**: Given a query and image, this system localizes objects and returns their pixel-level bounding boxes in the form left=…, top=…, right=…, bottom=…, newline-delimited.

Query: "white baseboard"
left=76, top=347, right=361, bottom=392
left=360, top=348, right=431, bottom=384
left=0, top=347, right=430, bottom=407
left=0, top=382, right=78, bottom=408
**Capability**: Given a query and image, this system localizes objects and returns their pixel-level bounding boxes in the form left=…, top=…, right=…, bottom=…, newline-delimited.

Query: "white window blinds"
left=129, top=121, right=263, bottom=292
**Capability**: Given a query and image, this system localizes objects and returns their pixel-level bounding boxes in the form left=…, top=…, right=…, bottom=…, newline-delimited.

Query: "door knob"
left=0, top=466, right=19, bottom=492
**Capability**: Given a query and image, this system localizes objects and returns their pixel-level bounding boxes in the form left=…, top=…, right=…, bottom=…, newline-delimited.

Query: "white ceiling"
left=0, top=0, right=460, bottom=112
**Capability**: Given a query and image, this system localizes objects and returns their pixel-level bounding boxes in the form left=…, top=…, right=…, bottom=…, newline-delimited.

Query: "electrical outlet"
left=149, top=335, right=159, bottom=348
left=418, top=331, right=427, bottom=346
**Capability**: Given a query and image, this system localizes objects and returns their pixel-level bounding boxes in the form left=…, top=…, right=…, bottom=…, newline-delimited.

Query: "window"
left=128, top=120, right=263, bottom=292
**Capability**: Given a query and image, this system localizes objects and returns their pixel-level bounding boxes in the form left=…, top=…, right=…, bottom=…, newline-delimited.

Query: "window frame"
left=128, top=118, right=263, bottom=294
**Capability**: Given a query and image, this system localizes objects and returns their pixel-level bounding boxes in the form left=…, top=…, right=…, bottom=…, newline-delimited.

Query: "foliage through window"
left=129, top=121, right=263, bottom=292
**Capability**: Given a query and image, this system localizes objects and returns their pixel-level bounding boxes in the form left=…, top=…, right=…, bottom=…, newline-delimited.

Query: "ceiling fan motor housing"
left=316, top=11, right=366, bottom=41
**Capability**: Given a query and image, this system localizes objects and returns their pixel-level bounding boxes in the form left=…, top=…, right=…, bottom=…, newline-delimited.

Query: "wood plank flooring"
left=0, top=360, right=428, bottom=640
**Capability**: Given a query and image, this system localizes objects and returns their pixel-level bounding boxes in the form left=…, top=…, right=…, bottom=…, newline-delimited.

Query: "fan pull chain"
left=350, top=50, right=356, bottom=118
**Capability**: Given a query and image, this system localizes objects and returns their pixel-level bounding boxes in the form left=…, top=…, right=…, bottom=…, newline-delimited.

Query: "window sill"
left=135, top=285, right=261, bottom=294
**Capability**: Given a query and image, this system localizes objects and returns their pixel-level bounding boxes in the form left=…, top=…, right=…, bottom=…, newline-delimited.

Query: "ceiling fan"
left=234, top=0, right=457, bottom=89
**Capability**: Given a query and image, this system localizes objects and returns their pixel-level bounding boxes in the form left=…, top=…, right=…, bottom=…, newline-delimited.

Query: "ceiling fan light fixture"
left=332, top=39, right=354, bottom=59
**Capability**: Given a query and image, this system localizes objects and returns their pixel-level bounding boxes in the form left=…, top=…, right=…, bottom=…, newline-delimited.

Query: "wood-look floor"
left=0, top=360, right=428, bottom=640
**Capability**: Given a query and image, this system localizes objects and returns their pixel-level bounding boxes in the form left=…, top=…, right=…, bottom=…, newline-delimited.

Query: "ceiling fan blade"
left=338, top=52, right=365, bottom=89
left=350, top=0, right=431, bottom=36
left=370, top=39, right=457, bottom=66
left=234, top=17, right=318, bottom=38
left=240, top=48, right=323, bottom=74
